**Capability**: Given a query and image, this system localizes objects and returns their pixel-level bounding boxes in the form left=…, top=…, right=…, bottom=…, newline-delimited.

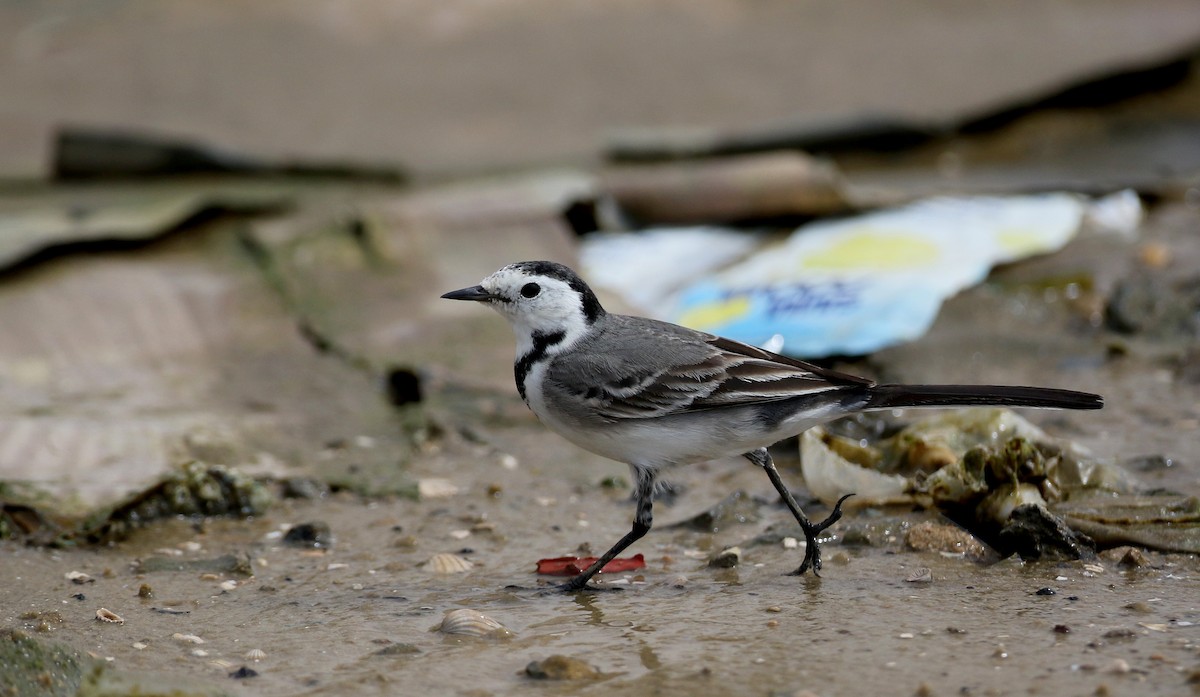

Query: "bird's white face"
left=480, top=265, right=587, bottom=334
left=443, top=261, right=606, bottom=358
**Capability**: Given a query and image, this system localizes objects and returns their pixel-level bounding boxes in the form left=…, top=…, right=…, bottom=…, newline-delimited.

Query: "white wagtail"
left=442, top=260, right=1103, bottom=591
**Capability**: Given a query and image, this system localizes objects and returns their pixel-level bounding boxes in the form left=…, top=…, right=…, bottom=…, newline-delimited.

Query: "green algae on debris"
left=800, top=408, right=1192, bottom=558
left=78, top=461, right=273, bottom=545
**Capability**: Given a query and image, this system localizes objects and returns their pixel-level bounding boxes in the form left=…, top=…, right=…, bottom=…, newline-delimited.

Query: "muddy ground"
left=2, top=3, right=1200, bottom=697
left=1, top=182, right=1197, bottom=697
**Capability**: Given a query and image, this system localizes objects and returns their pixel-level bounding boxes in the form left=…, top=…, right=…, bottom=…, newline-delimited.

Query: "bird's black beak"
left=441, top=285, right=494, bottom=302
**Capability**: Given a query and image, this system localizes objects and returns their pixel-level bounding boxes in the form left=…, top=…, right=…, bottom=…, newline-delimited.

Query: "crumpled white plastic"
left=582, top=193, right=1116, bottom=357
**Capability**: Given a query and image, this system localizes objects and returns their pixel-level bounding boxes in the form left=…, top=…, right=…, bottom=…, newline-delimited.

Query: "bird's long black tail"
left=865, top=384, right=1103, bottom=411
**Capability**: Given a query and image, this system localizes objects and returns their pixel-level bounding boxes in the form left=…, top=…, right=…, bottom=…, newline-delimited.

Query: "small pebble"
left=899, top=633, right=914, bottom=639
left=191, top=649, right=209, bottom=657
left=66, top=571, right=94, bottom=585
left=283, top=522, right=334, bottom=549
left=1138, top=242, right=1171, bottom=269
left=137, top=583, right=153, bottom=599
left=708, top=546, right=741, bottom=569
left=1053, top=624, right=1071, bottom=634
left=229, top=666, right=259, bottom=679
left=1117, top=548, right=1150, bottom=568
left=132, top=642, right=148, bottom=650
left=766, top=620, right=779, bottom=628
left=1106, top=658, right=1130, bottom=674
left=173, top=633, right=205, bottom=644
left=219, top=580, right=238, bottom=591
left=525, top=655, right=600, bottom=680
left=1035, top=587, right=1056, bottom=596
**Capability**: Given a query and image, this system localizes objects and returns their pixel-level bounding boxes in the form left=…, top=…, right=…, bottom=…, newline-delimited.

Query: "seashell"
left=66, top=571, right=94, bottom=585
left=437, top=609, right=513, bottom=639
left=172, top=633, right=205, bottom=644
left=244, top=649, right=266, bottom=662
left=95, top=608, right=124, bottom=624
left=191, top=649, right=209, bottom=657
left=417, top=478, right=459, bottom=499
left=132, top=642, right=148, bottom=650
left=218, top=580, right=238, bottom=591
left=426, top=553, right=473, bottom=574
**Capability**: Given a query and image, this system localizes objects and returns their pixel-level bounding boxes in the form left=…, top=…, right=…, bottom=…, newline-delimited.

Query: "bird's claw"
left=791, top=493, right=855, bottom=577
left=554, top=577, right=623, bottom=593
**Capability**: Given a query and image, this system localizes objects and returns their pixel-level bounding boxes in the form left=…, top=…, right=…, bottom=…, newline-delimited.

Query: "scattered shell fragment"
left=66, top=571, right=94, bottom=585
left=437, top=609, right=513, bottom=639
left=95, top=608, right=124, bottom=624
left=219, top=580, right=238, bottom=591
left=191, top=649, right=209, bottom=657
left=448, top=529, right=471, bottom=540
left=1106, top=658, right=1131, bottom=674
left=418, top=478, right=460, bottom=499
left=244, top=649, right=266, bottom=662
left=426, top=553, right=474, bottom=574
left=172, top=633, right=206, bottom=644
left=781, top=537, right=798, bottom=550
left=905, top=567, right=933, bottom=584
left=132, top=642, right=148, bottom=650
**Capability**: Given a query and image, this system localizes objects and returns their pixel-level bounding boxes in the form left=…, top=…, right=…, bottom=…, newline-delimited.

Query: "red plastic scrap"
left=535, top=554, right=646, bottom=576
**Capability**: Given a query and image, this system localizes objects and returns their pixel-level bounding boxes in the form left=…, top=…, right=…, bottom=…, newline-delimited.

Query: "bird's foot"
left=554, top=575, right=624, bottom=593
left=790, top=493, right=855, bottom=577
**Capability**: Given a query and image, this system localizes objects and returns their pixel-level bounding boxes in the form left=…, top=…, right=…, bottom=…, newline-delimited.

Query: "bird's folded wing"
left=548, top=333, right=872, bottom=420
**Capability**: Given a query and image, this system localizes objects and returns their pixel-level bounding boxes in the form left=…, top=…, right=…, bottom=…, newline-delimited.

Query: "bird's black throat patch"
left=515, top=329, right=567, bottom=402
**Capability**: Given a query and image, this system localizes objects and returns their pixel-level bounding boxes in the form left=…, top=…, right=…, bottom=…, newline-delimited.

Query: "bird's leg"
left=745, top=448, right=854, bottom=577
left=559, top=466, right=655, bottom=592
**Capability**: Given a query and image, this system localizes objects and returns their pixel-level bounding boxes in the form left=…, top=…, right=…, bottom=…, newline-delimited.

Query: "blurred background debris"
left=0, top=3, right=1198, bottom=696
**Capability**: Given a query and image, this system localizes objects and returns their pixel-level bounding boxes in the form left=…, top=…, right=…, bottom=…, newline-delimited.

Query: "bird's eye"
left=520, top=282, right=541, bottom=299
